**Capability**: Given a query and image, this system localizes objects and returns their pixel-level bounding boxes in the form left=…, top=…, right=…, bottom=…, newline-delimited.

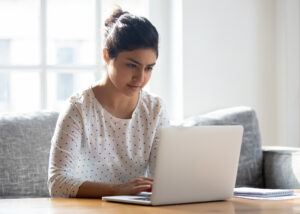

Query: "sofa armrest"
left=263, top=146, right=300, bottom=189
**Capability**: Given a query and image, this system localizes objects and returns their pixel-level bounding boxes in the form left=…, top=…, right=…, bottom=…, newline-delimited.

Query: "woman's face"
left=104, top=48, right=157, bottom=97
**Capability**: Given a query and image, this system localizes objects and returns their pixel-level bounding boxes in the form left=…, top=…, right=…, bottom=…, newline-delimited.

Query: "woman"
left=48, top=9, right=169, bottom=198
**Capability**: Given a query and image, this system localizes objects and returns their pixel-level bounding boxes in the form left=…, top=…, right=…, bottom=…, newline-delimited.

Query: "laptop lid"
left=151, top=125, right=243, bottom=205
left=102, top=125, right=243, bottom=206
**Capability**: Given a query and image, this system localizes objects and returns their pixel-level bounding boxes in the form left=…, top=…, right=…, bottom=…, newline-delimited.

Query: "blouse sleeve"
left=47, top=102, right=85, bottom=197
left=148, top=100, right=170, bottom=178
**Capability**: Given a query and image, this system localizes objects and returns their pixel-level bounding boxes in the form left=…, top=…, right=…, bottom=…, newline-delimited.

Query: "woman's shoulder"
left=141, top=89, right=164, bottom=103
left=58, top=86, right=96, bottom=116
left=140, top=90, right=166, bottom=113
left=57, top=87, right=96, bottom=120
left=68, top=87, right=94, bottom=105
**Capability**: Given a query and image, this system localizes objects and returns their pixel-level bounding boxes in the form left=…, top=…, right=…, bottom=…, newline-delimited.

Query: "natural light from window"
left=0, top=0, right=148, bottom=112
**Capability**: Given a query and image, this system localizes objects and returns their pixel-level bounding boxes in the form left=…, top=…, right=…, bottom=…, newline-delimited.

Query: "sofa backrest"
left=0, top=111, right=59, bottom=198
left=0, top=106, right=263, bottom=198
left=182, top=106, right=264, bottom=188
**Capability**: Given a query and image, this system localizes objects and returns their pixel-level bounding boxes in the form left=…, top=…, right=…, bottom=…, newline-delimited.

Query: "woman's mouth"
left=127, top=85, right=141, bottom=90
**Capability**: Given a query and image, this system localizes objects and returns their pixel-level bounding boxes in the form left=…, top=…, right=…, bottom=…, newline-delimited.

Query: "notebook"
left=234, top=187, right=294, bottom=198
left=102, top=125, right=244, bottom=206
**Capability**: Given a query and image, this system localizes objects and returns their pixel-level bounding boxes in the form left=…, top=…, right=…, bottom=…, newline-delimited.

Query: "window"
left=0, top=73, right=10, bottom=102
left=0, top=0, right=149, bottom=112
left=0, top=39, right=10, bottom=65
left=55, top=41, right=79, bottom=101
left=56, top=73, right=74, bottom=100
left=55, top=40, right=81, bottom=65
left=0, top=39, right=11, bottom=110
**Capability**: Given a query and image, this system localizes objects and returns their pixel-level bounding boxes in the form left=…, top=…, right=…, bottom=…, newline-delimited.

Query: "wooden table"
left=1, top=196, right=300, bottom=214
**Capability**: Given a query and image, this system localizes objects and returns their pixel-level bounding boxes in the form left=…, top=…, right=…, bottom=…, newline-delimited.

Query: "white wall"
left=276, top=0, right=300, bottom=147
left=148, top=0, right=172, bottom=107
left=149, top=0, right=300, bottom=146
left=181, top=0, right=278, bottom=146
left=149, top=0, right=183, bottom=123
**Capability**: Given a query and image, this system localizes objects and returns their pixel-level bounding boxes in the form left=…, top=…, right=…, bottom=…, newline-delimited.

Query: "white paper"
left=233, top=187, right=300, bottom=200
left=234, top=193, right=300, bottom=200
left=234, top=187, right=294, bottom=196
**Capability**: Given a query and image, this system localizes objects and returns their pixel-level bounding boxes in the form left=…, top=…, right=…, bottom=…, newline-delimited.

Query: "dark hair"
left=104, top=9, right=159, bottom=59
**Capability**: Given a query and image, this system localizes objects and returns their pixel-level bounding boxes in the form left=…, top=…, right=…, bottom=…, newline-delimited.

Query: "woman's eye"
left=146, top=67, right=153, bottom=71
left=127, top=64, right=136, bottom=68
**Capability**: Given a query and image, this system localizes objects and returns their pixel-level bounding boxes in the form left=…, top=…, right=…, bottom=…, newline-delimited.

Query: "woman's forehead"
left=117, top=49, right=157, bottom=64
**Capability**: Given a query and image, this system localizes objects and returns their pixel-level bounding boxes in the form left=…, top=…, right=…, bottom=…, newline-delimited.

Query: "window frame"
left=0, top=0, right=102, bottom=110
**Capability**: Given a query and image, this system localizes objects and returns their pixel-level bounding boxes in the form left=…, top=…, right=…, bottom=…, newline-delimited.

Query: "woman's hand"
left=113, top=177, right=153, bottom=195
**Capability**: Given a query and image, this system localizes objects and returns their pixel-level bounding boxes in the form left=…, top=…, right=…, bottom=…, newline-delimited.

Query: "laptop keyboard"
left=133, top=196, right=151, bottom=201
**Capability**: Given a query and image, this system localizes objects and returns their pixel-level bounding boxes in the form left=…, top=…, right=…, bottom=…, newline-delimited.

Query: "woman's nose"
left=133, top=69, right=145, bottom=82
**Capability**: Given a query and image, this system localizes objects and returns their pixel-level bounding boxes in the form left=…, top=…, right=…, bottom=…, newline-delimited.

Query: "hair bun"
left=103, top=8, right=159, bottom=59
left=105, top=8, right=128, bottom=28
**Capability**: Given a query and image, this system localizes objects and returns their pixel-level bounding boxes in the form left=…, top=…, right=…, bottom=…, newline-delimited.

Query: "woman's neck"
left=92, top=76, right=140, bottom=119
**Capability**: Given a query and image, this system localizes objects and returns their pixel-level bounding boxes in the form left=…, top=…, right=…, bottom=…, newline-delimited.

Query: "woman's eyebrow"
left=126, top=58, right=156, bottom=66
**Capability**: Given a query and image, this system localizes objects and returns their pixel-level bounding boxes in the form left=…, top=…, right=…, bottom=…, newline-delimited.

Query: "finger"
left=134, top=178, right=153, bottom=185
left=133, top=184, right=152, bottom=194
left=135, top=179, right=153, bottom=186
left=137, top=177, right=154, bottom=182
left=132, top=177, right=152, bottom=183
left=144, top=185, right=152, bottom=192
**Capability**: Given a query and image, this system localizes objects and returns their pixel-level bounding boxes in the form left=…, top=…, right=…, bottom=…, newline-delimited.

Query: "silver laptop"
left=102, top=125, right=243, bottom=206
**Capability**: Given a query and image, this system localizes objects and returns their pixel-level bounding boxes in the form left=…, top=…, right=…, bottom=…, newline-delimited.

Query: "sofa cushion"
left=182, top=106, right=264, bottom=188
left=0, top=111, right=59, bottom=198
left=263, top=146, right=300, bottom=189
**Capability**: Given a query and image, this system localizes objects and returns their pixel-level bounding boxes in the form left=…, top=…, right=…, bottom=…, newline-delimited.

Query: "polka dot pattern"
left=48, top=87, right=169, bottom=197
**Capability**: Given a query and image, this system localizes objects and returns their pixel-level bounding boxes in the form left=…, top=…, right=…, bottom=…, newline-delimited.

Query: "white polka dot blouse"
left=47, top=87, right=169, bottom=197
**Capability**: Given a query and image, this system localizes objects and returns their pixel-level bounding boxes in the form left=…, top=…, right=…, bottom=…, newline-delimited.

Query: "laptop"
left=102, top=125, right=243, bottom=206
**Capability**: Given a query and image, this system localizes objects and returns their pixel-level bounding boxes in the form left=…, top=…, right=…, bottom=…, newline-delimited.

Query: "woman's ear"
left=103, top=48, right=110, bottom=64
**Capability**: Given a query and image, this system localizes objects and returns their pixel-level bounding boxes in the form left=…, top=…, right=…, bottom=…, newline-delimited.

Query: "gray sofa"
left=0, top=106, right=300, bottom=198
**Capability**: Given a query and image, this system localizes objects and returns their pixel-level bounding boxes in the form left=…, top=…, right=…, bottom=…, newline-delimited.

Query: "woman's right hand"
left=113, top=177, right=153, bottom=195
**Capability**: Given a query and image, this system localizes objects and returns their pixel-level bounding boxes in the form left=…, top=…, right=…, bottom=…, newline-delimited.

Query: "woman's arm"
left=148, top=100, right=170, bottom=177
left=76, top=177, right=153, bottom=198
left=48, top=103, right=84, bottom=197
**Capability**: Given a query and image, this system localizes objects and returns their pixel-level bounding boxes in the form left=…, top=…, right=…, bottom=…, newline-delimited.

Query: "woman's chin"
left=118, top=86, right=139, bottom=98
